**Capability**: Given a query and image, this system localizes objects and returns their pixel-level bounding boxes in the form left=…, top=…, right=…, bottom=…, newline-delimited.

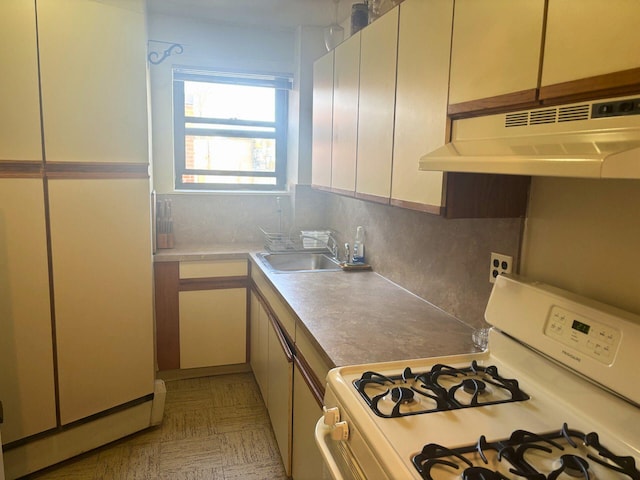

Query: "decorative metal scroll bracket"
left=147, top=40, right=184, bottom=65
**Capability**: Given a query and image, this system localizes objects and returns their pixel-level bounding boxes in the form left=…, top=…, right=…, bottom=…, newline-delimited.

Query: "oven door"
left=315, top=418, right=367, bottom=480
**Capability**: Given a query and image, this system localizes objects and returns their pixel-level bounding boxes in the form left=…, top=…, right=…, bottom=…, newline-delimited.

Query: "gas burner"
left=390, top=386, right=415, bottom=404
left=461, top=379, right=487, bottom=395
left=552, top=454, right=590, bottom=479
left=462, top=466, right=509, bottom=480
left=412, top=424, right=640, bottom=480
left=353, top=361, right=529, bottom=418
left=432, top=361, right=529, bottom=408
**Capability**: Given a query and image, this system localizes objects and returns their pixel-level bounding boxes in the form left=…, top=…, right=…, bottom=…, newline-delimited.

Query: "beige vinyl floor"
left=26, top=373, right=288, bottom=480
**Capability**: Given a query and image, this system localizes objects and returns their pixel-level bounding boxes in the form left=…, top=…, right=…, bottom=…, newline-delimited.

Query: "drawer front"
left=179, top=260, right=247, bottom=279
left=295, top=327, right=332, bottom=385
left=251, top=265, right=296, bottom=340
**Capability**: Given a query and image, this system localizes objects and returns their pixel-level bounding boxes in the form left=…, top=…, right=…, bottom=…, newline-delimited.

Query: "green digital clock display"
left=572, top=319, right=590, bottom=335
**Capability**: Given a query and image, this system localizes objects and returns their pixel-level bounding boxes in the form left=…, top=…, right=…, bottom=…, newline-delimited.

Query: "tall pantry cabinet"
left=0, top=0, right=58, bottom=449
left=0, top=1, right=159, bottom=478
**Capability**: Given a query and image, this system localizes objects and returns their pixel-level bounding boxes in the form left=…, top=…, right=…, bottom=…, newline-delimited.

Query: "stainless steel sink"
left=256, top=252, right=342, bottom=273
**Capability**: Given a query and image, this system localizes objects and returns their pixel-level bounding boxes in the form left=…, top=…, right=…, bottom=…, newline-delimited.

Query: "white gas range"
left=316, top=275, right=640, bottom=479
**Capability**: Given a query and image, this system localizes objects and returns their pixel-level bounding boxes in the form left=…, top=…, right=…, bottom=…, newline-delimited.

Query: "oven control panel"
left=544, top=305, right=620, bottom=364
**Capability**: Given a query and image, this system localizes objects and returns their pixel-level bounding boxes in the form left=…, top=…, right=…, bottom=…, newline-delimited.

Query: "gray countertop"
left=154, top=242, right=263, bottom=262
left=154, top=244, right=478, bottom=368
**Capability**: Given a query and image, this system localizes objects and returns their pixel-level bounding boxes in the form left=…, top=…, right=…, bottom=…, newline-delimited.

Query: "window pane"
left=184, top=81, right=275, bottom=122
left=185, top=136, right=275, bottom=172
left=185, top=123, right=275, bottom=133
left=182, top=174, right=277, bottom=186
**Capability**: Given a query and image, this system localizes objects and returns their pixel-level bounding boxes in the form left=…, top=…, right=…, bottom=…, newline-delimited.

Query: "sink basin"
left=257, top=252, right=341, bottom=273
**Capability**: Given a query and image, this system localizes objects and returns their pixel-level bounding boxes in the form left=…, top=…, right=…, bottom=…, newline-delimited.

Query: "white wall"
left=147, top=13, right=297, bottom=193
left=521, top=177, right=640, bottom=318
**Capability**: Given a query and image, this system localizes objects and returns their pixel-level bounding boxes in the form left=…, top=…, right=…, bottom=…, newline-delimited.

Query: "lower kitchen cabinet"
left=250, top=270, right=294, bottom=476
left=266, top=313, right=294, bottom=477
left=250, top=291, right=269, bottom=402
left=292, top=361, right=325, bottom=480
left=179, top=288, right=247, bottom=368
left=155, top=259, right=249, bottom=371
left=250, top=261, right=331, bottom=479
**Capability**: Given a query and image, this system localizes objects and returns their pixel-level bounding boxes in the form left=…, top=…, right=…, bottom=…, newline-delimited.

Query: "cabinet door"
left=541, top=0, right=640, bottom=98
left=390, top=0, right=453, bottom=211
left=291, top=364, right=324, bottom=480
left=448, top=0, right=545, bottom=115
left=266, top=316, right=293, bottom=477
left=355, top=7, right=399, bottom=202
left=0, top=425, right=4, bottom=480
left=0, top=0, right=42, bottom=162
left=0, top=179, right=56, bottom=443
left=311, top=52, right=335, bottom=189
left=250, top=292, right=269, bottom=402
left=36, top=0, right=148, bottom=163
left=179, top=288, right=247, bottom=369
left=48, top=178, right=155, bottom=425
left=331, top=32, right=361, bottom=194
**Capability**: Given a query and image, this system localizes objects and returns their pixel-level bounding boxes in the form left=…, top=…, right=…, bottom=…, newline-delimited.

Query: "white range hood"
left=420, top=96, right=640, bottom=179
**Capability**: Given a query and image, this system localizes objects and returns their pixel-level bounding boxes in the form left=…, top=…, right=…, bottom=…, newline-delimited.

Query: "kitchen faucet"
left=326, top=234, right=338, bottom=260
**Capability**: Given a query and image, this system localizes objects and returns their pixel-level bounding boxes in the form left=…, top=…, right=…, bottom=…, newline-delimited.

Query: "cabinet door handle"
left=0, top=400, right=3, bottom=424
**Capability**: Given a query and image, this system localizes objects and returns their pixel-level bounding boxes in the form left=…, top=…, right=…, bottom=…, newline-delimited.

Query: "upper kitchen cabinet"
left=330, top=32, right=361, bottom=195
left=540, top=0, right=640, bottom=102
left=0, top=0, right=42, bottom=162
left=355, top=7, right=399, bottom=203
left=36, top=0, right=149, bottom=164
left=448, top=0, right=546, bottom=118
left=390, top=0, right=453, bottom=212
left=311, top=52, right=334, bottom=190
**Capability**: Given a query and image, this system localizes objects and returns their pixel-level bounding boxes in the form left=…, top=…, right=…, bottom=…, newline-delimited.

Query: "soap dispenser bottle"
left=352, top=226, right=365, bottom=263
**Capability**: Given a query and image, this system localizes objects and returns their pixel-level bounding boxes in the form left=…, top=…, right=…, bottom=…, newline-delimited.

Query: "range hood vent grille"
left=505, top=112, right=529, bottom=127
left=558, top=104, right=591, bottom=123
left=505, top=103, right=591, bottom=128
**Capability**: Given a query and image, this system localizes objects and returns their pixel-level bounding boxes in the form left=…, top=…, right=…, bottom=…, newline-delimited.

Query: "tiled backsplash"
left=157, top=192, right=296, bottom=245
left=312, top=188, right=523, bottom=328
left=160, top=186, right=522, bottom=328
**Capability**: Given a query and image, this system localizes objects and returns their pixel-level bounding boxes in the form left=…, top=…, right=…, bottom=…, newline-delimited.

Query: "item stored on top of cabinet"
left=351, top=3, right=369, bottom=34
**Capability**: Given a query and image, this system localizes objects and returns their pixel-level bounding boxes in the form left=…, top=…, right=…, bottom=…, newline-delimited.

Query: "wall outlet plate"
left=490, top=252, right=513, bottom=283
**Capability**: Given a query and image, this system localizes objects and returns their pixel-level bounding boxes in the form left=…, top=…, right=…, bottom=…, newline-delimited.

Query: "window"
left=173, top=70, right=291, bottom=190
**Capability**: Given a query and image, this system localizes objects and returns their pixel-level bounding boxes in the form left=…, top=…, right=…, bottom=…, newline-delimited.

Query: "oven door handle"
left=315, top=417, right=348, bottom=480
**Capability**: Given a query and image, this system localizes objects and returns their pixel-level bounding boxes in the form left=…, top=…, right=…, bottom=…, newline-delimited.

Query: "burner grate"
left=412, top=423, right=640, bottom=480
left=353, top=360, right=529, bottom=418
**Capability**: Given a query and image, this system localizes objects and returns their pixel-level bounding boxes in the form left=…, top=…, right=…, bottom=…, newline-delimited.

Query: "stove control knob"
left=331, top=421, right=349, bottom=441
left=323, top=406, right=340, bottom=426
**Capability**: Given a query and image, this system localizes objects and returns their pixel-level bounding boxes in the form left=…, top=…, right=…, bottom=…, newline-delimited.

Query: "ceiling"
left=146, top=0, right=347, bottom=29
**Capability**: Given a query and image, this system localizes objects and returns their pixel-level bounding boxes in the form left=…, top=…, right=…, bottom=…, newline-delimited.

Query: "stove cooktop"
left=318, top=277, right=640, bottom=480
